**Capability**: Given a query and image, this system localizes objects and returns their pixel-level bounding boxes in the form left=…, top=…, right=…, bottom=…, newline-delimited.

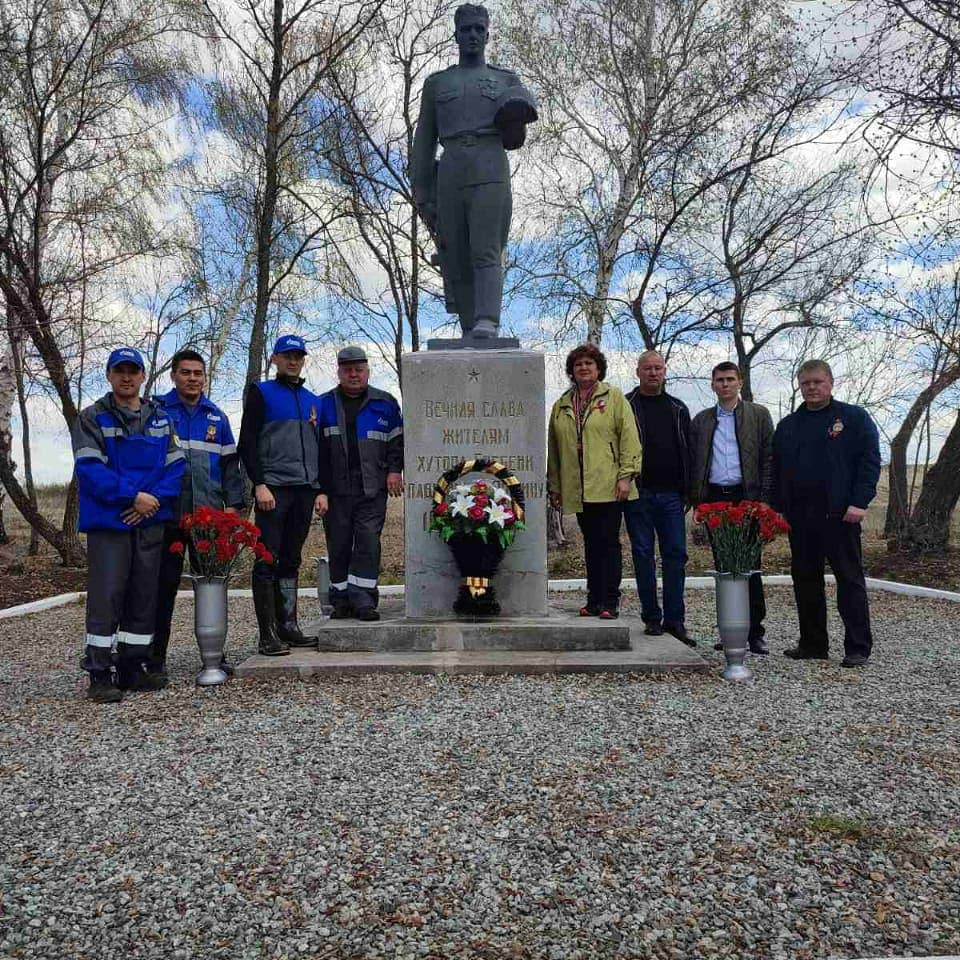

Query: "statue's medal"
left=477, top=75, right=500, bottom=100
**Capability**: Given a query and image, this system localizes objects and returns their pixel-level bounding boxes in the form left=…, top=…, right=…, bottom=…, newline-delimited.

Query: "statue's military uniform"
left=412, top=63, right=536, bottom=336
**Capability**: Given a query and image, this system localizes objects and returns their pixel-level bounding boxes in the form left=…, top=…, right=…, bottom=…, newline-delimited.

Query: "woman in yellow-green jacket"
left=547, top=343, right=642, bottom=618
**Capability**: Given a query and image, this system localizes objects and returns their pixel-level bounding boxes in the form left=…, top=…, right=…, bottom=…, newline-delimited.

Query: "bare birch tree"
left=198, top=0, right=385, bottom=385
left=0, top=0, right=193, bottom=563
left=501, top=0, right=848, bottom=348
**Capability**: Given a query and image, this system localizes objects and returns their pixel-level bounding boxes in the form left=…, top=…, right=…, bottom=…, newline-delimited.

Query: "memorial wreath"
left=428, top=458, right=526, bottom=616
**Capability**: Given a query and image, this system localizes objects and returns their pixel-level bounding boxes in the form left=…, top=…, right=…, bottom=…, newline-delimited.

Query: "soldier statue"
left=411, top=4, right=538, bottom=340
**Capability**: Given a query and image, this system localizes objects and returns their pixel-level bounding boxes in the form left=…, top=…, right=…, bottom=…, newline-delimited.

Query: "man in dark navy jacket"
left=316, top=346, right=403, bottom=620
left=71, top=347, right=186, bottom=702
left=151, top=348, right=245, bottom=682
left=238, top=335, right=325, bottom=655
left=773, top=359, right=881, bottom=667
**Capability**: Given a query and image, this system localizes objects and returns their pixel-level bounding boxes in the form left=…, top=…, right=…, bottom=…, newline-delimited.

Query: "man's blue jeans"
left=623, top=491, right=688, bottom=626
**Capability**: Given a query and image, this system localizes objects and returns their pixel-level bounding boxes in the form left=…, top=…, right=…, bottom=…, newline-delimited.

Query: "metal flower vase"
left=713, top=572, right=754, bottom=682
left=191, top=575, right=229, bottom=686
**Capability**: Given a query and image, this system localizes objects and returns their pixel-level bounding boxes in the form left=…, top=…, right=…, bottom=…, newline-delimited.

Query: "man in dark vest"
left=238, top=335, right=324, bottom=656
left=773, top=359, right=881, bottom=667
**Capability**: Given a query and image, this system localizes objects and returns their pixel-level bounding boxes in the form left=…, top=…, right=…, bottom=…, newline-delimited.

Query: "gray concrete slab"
left=306, top=608, right=631, bottom=652
left=234, top=620, right=709, bottom=678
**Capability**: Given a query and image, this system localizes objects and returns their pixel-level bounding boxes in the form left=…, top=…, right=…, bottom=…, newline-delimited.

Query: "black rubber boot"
left=254, top=576, right=290, bottom=657
left=275, top=577, right=317, bottom=648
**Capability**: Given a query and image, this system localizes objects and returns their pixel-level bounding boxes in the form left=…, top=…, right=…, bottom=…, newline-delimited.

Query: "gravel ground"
left=1, top=586, right=959, bottom=960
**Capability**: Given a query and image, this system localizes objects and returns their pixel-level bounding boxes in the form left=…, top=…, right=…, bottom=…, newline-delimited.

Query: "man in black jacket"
left=690, top=362, right=774, bottom=654
left=773, top=359, right=881, bottom=667
left=624, top=350, right=694, bottom=646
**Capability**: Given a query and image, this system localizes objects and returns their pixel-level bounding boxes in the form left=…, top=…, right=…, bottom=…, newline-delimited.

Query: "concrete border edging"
left=2, top=575, right=959, bottom=621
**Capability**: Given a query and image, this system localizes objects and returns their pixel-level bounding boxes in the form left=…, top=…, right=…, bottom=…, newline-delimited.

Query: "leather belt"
left=710, top=483, right=744, bottom=494
left=441, top=133, right=499, bottom=148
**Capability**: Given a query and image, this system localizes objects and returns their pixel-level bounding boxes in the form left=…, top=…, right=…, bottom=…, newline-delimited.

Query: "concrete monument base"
left=233, top=600, right=708, bottom=678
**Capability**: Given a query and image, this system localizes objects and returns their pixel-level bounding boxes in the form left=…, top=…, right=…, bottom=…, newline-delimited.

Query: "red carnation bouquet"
left=693, top=500, right=790, bottom=575
left=170, top=506, right=273, bottom=579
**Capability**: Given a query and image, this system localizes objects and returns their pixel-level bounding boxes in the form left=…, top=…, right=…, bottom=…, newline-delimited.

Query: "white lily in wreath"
left=454, top=483, right=473, bottom=496
left=485, top=500, right=511, bottom=527
left=493, top=485, right=511, bottom=503
left=451, top=493, right=475, bottom=517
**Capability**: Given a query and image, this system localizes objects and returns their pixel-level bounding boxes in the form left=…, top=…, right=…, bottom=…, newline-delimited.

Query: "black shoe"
left=579, top=605, right=601, bottom=617
left=841, top=653, right=869, bottom=668
left=117, top=663, right=166, bottom=692
left=598, top=608, right=619, bottom=620
left=784, top=647, right=829, bottom=660
left=88, top=670, right=123, bottom=704
left=253, top=576, right=290, bottom=657
left=329, top=606, right=353, bottom=620
left=219, top=658, right=235, bottom=676
left=749, top=638, right=770, bottom=655
left=664, top=622, right=696, bottom=648
left=275, top=577, right=318, bottom=647
left=355, top=608, right=380, bottom=622
left=644, top=621, right=664, bottom=636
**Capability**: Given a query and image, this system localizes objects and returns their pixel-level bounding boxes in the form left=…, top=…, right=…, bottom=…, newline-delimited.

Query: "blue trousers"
left=624, top=491, right=688, bottom=626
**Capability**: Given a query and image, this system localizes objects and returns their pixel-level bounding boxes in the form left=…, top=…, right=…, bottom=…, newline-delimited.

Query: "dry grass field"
left=0, top=472, right=957, bottom=607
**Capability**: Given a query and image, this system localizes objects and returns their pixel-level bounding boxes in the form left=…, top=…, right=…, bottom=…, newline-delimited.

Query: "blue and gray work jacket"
left=317, top=386, right=403, bottom=497
left=153, top=389, right=245, bottom=516
left=238, top=376, right=321, bottom=488
left=71, top=393, right=186, bottom=532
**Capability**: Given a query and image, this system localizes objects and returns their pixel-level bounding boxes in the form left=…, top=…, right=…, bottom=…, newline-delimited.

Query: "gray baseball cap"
left=337, top=345, right=368, bottom=364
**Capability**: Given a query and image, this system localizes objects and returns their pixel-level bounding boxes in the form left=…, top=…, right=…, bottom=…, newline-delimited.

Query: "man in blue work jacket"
left=238, top=335, right=325, bottom=655
left=316, top=346, right=403, bottom=620
left=149, top=348, right=246, bottom=683
left=71, top=347, right=186, bottom=703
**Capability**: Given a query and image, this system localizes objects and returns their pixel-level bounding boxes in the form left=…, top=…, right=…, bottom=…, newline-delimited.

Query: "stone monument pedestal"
left=401, top=348, right=547, bottom=619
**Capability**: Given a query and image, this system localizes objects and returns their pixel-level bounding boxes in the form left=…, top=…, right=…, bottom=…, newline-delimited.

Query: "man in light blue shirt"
left=690, top=362, right=775, bottom=654
left=709, top=404, right=743, bottom=488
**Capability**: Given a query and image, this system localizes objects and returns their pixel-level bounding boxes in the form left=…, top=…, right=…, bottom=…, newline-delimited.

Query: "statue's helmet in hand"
left=494, top=86, right=538, bottom=150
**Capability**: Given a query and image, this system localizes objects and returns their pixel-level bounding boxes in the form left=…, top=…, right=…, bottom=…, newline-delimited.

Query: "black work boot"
left=253, top=576, right=289, bottom=657
left=88, top=670, right=124, bottom=704
left=275, top=577, right=317, bottom=648
left=145, top=635, right=170, bottom=687
left=117, top=660, right=167, bottom=692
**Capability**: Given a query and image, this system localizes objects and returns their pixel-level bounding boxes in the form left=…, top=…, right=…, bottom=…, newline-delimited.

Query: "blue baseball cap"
left=272, top=334, right=308, bottom=355
left=106, top=347, right=145, bottom=371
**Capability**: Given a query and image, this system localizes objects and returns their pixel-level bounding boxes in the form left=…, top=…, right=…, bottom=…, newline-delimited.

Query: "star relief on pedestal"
left=468, top=367, right=481, bottom=382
